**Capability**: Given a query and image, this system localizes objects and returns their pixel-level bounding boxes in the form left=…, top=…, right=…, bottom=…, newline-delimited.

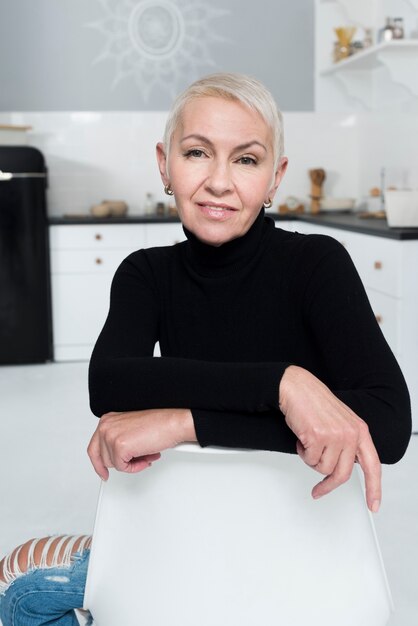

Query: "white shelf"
left=316, top=0, right=418, bottom=110
left=321, top=40, right=418, bottom=75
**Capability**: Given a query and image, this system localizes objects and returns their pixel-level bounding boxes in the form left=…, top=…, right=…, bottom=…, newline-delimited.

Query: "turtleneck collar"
left=182, top=208, right=274, bottom=278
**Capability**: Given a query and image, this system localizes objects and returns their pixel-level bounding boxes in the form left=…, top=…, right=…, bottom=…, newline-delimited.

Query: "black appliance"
left=0, top=146, right=53, bottom=363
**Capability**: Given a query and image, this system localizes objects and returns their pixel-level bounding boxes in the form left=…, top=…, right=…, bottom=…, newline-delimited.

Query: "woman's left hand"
left=279, top=365, right=382, bottom=513
left=87, top=408, right=196, bottom=480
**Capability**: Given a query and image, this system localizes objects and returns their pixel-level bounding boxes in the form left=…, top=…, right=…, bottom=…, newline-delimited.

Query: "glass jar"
left=392, top=18, right=404, bottom=39
left=144, top=192, right=154, bottom=215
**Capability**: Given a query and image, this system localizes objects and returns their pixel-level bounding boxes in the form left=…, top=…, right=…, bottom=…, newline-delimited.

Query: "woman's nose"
left=205, top=160, right=233, bottom=195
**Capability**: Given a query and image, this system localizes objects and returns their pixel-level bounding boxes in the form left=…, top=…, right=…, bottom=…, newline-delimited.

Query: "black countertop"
left=280, top=212, right=418, bottom=240
left=49, top=212, right=418, bottom=241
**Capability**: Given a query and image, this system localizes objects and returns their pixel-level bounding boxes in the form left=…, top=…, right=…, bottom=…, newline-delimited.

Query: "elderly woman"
left=0, top=73, right=411, bottom=626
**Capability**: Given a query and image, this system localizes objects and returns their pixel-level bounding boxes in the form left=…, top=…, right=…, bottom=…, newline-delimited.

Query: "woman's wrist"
left=171, top=408, right=197, bottom=443
left=278, top=365, right=303, bottom=414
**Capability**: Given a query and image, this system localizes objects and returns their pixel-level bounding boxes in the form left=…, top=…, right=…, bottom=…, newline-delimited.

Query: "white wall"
left=357, top=112, right=418, bottom=195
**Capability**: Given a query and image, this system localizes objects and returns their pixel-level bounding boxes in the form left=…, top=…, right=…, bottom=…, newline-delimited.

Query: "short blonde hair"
left=163, top=72, right=284, bottom=170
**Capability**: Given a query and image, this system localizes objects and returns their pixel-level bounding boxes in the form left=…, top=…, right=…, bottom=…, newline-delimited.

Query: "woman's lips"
left=197, top=202, right=238, bottom=220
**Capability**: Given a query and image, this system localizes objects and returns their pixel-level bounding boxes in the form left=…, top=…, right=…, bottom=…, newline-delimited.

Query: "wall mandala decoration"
left=88, top=0, right=230, bottom=101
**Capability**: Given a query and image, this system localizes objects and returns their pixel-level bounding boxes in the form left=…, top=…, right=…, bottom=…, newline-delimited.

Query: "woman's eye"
left=185, top=149, right=205, bottom=158
left=238, top=156, right=257, bottom=165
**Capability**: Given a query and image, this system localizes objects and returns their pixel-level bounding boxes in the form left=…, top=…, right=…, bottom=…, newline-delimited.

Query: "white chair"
left=84, top=445, right=393, bottom=626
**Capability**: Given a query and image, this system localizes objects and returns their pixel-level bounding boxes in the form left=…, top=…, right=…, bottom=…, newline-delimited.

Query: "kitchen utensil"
left=334, top=27, right=356, bottom=61
left=309, top=168, right=326, bottom=214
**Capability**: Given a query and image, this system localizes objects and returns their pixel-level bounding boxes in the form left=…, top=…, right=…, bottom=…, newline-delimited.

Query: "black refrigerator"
left=0, top=146, right=53, bottom=363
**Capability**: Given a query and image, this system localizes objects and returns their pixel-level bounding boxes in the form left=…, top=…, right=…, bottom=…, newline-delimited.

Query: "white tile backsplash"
left=4, top=109, right=418, bottom=217
left=357, top=112, right=418, bottom=197
left=280, top=112, right=360, bottom=207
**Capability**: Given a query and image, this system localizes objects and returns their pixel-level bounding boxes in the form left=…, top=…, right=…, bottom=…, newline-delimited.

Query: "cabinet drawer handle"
left=375, top=314, right=383, bottom=324
left=95, top=233, right=102, bottom=241
left=374, top=260, right=382, bottom=270
left=95, top=258, right=103, bottom=265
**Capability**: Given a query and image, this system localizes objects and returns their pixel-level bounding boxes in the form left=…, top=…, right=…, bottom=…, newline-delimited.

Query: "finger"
left=120, top=452, right=161, bottom=474
left=296, top=439, right=325, bottom=468
left=98, top=437, right=116, bottom=472
left=126, top=458, right=155, bottom=473
left=114, top=452, right=161, bottom=473
left=311, top=446, right=356, bottom=500
left=87, top=432, right=109, bottom=481
left=356, top=435, right=382, bottom=513
left=311, top=445, right=343, bottom=476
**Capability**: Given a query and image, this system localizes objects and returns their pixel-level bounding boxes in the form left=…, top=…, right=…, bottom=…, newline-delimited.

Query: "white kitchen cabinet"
left=283, top=220, right=418, bottom=430
left=51, top=273, right=112, bottom=361
left=145, top=223, right=185, bottom=247
left=50, top=223, right=185, bottom=362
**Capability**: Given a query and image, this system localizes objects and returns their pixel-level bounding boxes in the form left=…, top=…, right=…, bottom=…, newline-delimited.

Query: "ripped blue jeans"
left=0, top=536, right=92, bottom=626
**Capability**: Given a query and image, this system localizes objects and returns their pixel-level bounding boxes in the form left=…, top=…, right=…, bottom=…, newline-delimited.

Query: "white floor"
left=0, top=361, right=417, bottom=625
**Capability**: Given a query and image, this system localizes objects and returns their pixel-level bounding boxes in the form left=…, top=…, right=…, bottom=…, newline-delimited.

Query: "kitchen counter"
left=49, top=212, right=418, bottom=240
left=285, top=212, right=418, bottom=241
left=49, top=214, right=181, bottom=225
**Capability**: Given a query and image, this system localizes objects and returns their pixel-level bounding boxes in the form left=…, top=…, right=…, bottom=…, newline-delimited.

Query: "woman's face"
left=157, top=96, right=287, bottom=246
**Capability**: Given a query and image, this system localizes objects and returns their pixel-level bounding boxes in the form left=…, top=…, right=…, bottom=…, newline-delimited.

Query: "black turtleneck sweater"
left=89, top=211, right=411, bottom=463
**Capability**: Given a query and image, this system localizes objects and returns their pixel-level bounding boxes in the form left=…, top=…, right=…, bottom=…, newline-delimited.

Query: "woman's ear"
left=156, top=142, right=169, bottom=186
left=269, top=157, right=289, bottom=199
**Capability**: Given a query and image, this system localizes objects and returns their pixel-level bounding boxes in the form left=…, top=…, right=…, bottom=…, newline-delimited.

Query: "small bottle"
left=392, top=18, right=404, bottom=39
left=379, top=18, right=395, bottom=42
left=144, top=192, right=154, bottom=215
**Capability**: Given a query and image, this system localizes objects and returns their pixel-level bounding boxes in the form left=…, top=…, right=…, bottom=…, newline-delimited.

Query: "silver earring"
left=164, top=184, right=174, bottom=196
left=263, top=198, right=273, bottom=209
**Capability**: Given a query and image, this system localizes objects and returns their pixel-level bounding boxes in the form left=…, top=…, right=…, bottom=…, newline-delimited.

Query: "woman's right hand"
left=279, top=365, right=382, bottom=513
left=87, top=408, right=197, bottom=480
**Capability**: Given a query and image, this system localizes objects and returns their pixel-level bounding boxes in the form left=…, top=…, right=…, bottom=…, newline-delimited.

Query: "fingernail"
left=371, top=500, right=380, bottom=513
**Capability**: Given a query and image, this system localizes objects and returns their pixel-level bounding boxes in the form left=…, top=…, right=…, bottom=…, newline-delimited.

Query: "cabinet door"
left=145, top=223, right=185, bottom=247
left=348, top=234, right=401, bottom=298
left=51, top=249, right=128, bottom=275
left=366, top=289, right=400, bottom=356
left=51, top=273, right=112, bottom=361
left=50, top=224, right=146, bottom=250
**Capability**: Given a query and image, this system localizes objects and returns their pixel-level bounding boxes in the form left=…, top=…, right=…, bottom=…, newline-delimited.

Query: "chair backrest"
left=84, top=444, right=392, bottom=626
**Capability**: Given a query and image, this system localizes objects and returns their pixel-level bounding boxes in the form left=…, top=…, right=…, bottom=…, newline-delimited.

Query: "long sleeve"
left=301, top=235, right=411, bottom=463
left=192, top=408, right=298, bottom=453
